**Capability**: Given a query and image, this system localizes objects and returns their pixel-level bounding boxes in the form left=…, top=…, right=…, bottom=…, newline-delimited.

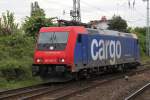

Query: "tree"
left=23, top=17, right=55, bottom=37
left=0, top=11, right=18, bottom=35
left=23, top=1, right=55, bottom=37
left=108, top=16, right=128, bottom=32
left=31, top=1, right=45, bottom=17
left=132, top=27, right=146, bottom=56
left=133, top=27, right=146, bottom=36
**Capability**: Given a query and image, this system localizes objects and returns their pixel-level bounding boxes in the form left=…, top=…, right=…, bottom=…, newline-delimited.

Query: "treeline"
left=0, top=2, right=56, bottom=82
left=131, top=27, right=146, bottom=56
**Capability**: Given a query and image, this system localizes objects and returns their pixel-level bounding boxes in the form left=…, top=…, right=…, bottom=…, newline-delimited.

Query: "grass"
left=141, top=55, right=150, bottom=64
left=0, top=77, right=42, bottom=90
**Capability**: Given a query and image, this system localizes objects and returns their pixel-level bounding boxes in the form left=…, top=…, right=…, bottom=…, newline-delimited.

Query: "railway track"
left=21, top=67, right=150, bottom=100
left=23, top=69, right=150, bottom=100
left=0, top=64, right=150, bottom=100
left=0, top=84, right=46, bottom=98
left=0, top=83, right=69, bottom=100
left=124, top=82, right=150, bottom=100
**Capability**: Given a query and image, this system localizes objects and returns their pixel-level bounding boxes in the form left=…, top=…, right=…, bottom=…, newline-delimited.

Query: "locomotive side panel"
left=74, top=34, right=89, bottom=70
left=88, top=34, right=139, bottom=66
left=74, top=33, right=139, bottom=71
left=88, top=34, right=123, bottom=67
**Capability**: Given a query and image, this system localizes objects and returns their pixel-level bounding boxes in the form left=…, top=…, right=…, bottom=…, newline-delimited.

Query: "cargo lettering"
left=91, top=39, right=121, bottom=65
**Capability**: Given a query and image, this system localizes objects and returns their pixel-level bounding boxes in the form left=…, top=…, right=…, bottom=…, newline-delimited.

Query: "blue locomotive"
left=74, top=29, right=140, bottom=72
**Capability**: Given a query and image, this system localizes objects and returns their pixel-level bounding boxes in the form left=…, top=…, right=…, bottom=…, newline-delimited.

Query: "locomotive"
left=32, top=26, right=140, bottom=82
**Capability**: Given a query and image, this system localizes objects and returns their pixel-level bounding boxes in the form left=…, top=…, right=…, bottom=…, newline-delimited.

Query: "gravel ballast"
left=68, top=70, right=150, bottom=100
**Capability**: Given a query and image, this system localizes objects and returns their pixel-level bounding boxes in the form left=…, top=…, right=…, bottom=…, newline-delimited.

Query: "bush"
left=0, top=33, right=35, bottom=81
left=133, top=27, right=146, bottom=57
left=0, top=11, right=18, bottom=36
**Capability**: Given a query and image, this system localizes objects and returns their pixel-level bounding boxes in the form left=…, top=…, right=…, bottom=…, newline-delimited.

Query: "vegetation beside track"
left=132, top=27, right=150, bottom=64
left=0, top=77, right=42, bottom=90
left=0, top=34, right=43, bottom=89
left=0, top=4, right=55, bottom=89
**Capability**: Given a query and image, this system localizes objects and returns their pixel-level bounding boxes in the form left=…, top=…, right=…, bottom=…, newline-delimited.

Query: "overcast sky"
left=0, top=0, right=147, bottom=27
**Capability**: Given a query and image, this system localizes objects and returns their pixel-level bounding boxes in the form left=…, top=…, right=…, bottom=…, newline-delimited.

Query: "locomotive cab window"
left=37, top=32, right=69, bottom=51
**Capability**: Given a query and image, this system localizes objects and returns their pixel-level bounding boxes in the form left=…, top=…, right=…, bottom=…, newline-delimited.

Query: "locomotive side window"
left=77, top=34, right=82, bottom=43
left=87, top=28, right=99, bottom=34
left=137, top=39, right=139, bottom=44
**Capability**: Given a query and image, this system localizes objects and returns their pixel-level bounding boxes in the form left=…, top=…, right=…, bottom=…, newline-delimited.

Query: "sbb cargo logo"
left=91, top=39, right=121, bottom=65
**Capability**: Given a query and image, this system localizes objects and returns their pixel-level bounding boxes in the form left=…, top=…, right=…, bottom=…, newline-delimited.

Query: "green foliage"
left=23, top=17, right=55, bottom=37
left=132, top=27, right=146, bottom=56
left=31, top=9, right=45, bottom=17
left=0, top=33, right=35, bottom=81
left=108, top=16, right=128, bottom=32
left=133, top=27, right=146, bottom=36
left=23, top=1, right=56, bottom=38
left=0, top=77, right=42, bottom=89
left=126, top=27, right=133, bottom=33
left=0, top=11, right=18, bottom=35
left=138, top=33, right=146, bottom=56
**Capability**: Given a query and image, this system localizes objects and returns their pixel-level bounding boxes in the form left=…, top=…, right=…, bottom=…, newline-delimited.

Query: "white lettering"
left=91, top=39, right=122, bottom=64
left=116, top=40, right=121, bottom=58
left=91, top=39, right=99, bottom=60
left=109, top=40, right=116, bottom=65
left=99, top=40, right=105, bottom=60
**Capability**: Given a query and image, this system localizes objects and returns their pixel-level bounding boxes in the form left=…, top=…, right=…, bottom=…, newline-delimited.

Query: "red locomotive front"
left=32, top=26, right=86, bottom=81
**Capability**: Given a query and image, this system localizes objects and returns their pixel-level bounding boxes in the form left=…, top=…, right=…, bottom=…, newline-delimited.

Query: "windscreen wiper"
left=53, top=32, right=61, bottom=50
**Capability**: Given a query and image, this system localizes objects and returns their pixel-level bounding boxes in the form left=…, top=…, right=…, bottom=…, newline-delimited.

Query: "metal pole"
left=73, top=0, right=77, bottom=21
left=147, top=0, right=150, bottom=56
left=143, top=0, right=150, bottom=56
left=71, top=0, right=81, bottom=22
left=77, top=0, right=81, bottom=22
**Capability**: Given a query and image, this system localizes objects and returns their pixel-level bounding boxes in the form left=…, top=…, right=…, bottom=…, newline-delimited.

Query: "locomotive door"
left=81, top=34, right=88, bottom=65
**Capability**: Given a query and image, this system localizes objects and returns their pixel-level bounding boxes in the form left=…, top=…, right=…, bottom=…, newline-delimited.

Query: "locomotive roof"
left=40, top=26, right=87, bottom=33
left=86, top=28, right=138, bottom=39
left=39, top=26, right=137, bottom=39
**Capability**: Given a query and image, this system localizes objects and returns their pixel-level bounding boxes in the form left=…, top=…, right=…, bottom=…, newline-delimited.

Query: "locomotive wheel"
left=118, top=64, right=127, bottom=73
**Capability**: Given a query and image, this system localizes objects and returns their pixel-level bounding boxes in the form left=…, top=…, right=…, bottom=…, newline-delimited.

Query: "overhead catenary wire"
left=61, top=0, right=147, bottom=26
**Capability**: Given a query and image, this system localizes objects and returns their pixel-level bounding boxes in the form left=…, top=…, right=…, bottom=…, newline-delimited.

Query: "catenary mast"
left=70, top=0, right=81, bottom=22
left=143, top=0, right=150, bottom=56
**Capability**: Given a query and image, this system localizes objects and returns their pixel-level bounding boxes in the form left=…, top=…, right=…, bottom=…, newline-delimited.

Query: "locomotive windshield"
left=37, top=32, right=69, bottom=50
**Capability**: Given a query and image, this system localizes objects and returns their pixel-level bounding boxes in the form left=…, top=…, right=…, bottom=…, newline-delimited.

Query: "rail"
left=124, top=82, right=150, bottom=100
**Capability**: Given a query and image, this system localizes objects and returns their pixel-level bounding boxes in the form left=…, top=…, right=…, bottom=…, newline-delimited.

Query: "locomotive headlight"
left=59, top=58, right=65, bottom=63
left=61, top=59, right=65, bottom=62
left=36, top=58, right=43, bottom=63
left=49, top=46, right=54, bottom=50
left=37, top=59, right=40, bottom=63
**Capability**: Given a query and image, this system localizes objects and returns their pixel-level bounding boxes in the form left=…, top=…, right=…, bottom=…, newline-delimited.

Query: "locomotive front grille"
left=32, top=64, right=69, bottom=76
left=47, top=65, right=65, bottom=73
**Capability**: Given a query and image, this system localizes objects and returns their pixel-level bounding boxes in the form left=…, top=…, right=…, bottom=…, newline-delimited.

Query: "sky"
left=0, top=0, right=148, bottom=27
